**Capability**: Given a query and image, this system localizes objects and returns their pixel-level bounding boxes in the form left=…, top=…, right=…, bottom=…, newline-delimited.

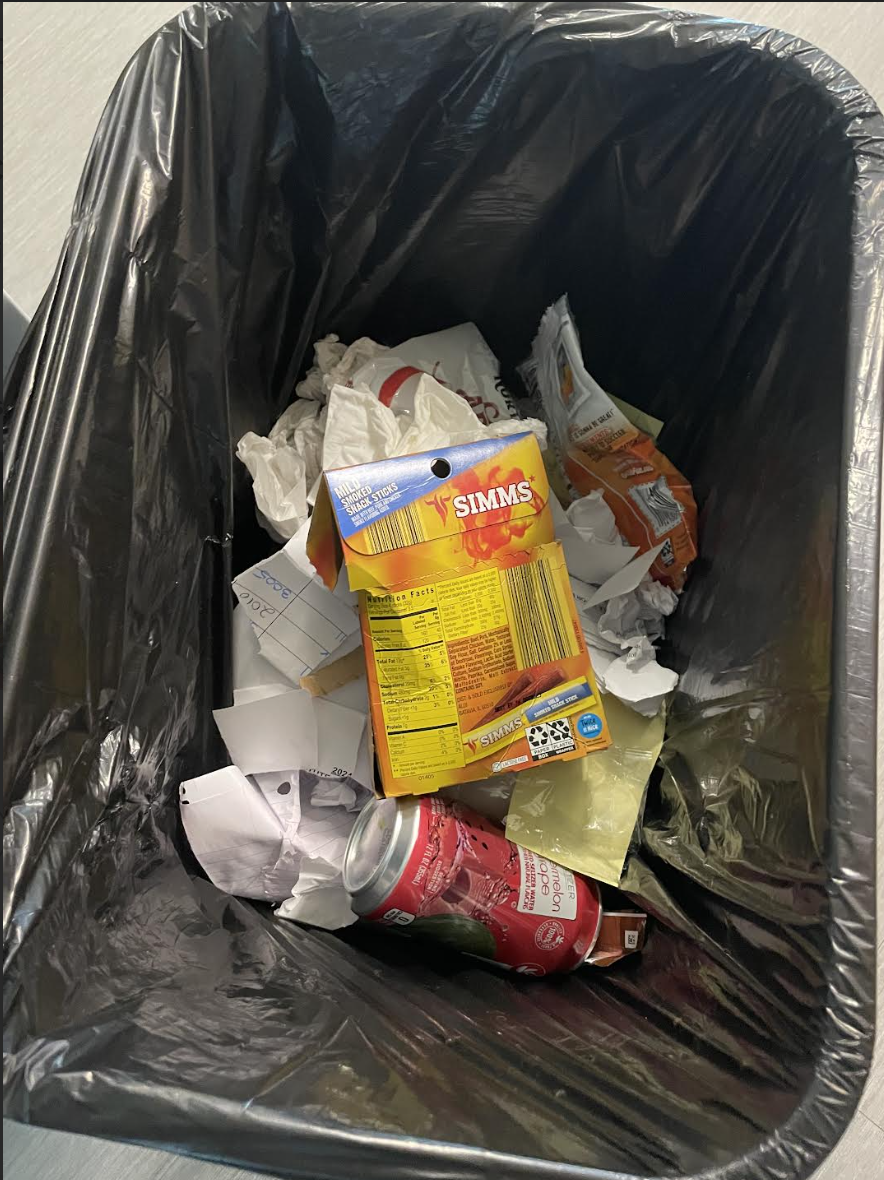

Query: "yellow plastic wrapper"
left=504, top=693, right=665, bottom=886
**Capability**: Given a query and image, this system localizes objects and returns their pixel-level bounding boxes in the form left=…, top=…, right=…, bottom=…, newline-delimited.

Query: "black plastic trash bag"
left=4, top=4, right=882, bottom=1178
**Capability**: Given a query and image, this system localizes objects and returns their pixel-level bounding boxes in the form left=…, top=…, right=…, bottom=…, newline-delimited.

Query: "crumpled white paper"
left=239, top=325, right=532, bottom=539
left=180, top=765, right=369, bottom=927
left=295, top=335, right=386, bottom=402
left=558, top=490, right=680, bottom=716
left=321, top=376, right=546, bottom=471
left=585, top=638, right=677, bottom=718
left=182, top=596, right=374, bottom=929
left=236, top=399, right=326, bottom=540
left=571, top=568, right=679, bottom=716
left=550, top=493, right=637, bottom=585
left=597, top=576, right=679, bottom=646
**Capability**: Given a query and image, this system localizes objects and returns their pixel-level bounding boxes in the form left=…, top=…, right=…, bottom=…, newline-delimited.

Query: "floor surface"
left=3, top=3, right=882, bottom=1178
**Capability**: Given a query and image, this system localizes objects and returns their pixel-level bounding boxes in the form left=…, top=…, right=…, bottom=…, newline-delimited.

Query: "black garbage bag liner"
left=3, top=4, right=882, bottom=1178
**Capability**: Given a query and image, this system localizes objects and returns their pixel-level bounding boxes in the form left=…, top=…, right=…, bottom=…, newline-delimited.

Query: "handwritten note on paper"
left=233, top=548, right=359, bottom=683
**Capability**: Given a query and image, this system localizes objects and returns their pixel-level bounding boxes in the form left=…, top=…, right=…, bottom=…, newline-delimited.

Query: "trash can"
left=3, top=4, right=881, bottom=1179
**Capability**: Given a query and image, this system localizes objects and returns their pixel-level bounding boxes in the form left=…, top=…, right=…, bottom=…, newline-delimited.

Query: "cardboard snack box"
left=308, top=432, right=610, bottom=796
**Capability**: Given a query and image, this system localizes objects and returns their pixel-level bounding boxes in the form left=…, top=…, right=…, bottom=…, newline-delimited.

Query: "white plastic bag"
left=349, top=322, right=516, bottom=424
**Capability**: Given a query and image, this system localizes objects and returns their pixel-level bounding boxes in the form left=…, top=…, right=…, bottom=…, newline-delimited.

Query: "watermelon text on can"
left=342, top=795, right=602, bottom=975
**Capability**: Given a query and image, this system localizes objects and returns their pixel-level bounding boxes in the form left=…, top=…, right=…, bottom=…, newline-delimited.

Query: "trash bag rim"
left=3, top=5, right=881, bottom=1179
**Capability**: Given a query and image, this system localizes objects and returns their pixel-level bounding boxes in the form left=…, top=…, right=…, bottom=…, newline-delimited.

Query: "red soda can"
left=342, top=795, right=602, bottom=975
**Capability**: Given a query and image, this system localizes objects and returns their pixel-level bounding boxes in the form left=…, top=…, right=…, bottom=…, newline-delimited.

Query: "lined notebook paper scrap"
left=232, top=536, right=358, bottom=683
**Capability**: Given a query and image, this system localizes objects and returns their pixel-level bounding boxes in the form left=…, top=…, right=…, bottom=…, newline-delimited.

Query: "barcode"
left=501, top=557, right=578, bottom=669
left=363, top=502, right=426, bottom=553
left=628, top=477, right=683, bottom=538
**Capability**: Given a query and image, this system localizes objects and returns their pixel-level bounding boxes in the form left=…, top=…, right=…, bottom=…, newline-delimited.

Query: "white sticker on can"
left=516, top=846, right=577, bottom=921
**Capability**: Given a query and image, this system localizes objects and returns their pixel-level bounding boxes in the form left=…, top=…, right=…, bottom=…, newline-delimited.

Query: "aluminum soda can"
left=343, top=795, right=602, bottom=975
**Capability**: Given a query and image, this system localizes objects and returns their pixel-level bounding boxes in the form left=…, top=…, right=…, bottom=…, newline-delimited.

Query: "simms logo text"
left=452, top=481, right=532, bottom=518
left=480, top=715, right=524, bottom=747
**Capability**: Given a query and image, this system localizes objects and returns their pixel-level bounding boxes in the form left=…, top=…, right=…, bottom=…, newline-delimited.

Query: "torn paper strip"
left=584, top=542, right=666, bottom=608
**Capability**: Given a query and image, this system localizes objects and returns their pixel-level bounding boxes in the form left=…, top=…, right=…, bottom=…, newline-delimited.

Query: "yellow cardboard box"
left=307, top=432, right=610, bottom=796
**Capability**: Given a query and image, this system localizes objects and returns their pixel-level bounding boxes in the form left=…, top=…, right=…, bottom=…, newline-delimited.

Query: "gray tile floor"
left=3, top=3, right=882, bottom=1178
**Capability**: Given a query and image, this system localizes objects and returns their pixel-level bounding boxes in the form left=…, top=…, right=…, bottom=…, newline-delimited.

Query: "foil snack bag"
left=527, top=295, right=698, bottom=590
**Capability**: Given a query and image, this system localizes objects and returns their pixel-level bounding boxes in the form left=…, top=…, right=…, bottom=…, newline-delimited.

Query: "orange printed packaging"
left=307, top=432, right=610, bottom=797
left=528, top=295, right=698, bottom=590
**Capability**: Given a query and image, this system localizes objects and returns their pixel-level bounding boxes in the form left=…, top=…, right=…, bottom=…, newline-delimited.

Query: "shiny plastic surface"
left=3, top=4, right=881, bottom=1179
left=506, top=693, right=666, bottom=886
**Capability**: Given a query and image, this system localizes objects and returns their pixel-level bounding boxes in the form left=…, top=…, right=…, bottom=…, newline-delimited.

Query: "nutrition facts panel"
left=365, top=586, right=464, bottom=777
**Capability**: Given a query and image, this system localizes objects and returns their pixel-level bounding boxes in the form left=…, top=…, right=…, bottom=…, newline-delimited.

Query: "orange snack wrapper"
left=527, top=296, right=698, bottom=590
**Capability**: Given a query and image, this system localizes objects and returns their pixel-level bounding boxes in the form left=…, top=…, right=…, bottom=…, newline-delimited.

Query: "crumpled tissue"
left=237, top=399, right=326, bottom=540
left=295, top=334, right=386, bottom=402
left=239, top=324, right=528, bottom=538
left=321, top=376, right=546, bottom=471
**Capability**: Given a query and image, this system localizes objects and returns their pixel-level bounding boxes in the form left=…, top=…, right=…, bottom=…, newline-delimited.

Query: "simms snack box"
left=307, top=432, right=610, bottom=796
